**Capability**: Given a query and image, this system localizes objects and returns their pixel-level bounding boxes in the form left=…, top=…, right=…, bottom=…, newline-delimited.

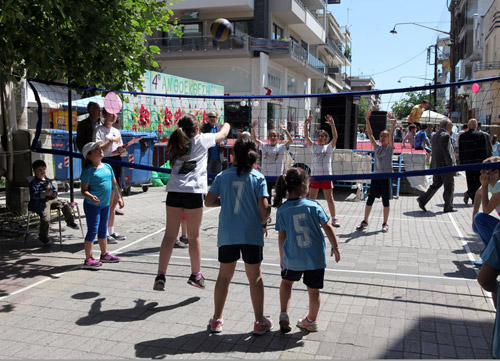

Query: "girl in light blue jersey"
left=205, top=136, right=273, bottom=335
left=273, top=167, right=340, bottom=333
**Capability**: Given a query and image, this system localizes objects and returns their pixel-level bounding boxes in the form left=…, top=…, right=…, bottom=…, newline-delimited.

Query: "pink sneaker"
left=297, top=316, right=318, bottom=332
left=209, top=317, right=223, bottom=333
left=100, top=252, right=120, bottom=263
left=253, top=316, right=273, bottom=335
left=83, top=257, right=102, bottom=269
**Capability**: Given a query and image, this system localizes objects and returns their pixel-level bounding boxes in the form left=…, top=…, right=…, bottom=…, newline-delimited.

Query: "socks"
left=108, top=226, right=114, bottom=235
left=192, top=272, right=202, bottom=280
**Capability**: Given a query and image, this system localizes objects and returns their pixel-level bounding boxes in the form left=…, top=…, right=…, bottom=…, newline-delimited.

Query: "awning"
left=61, top=95, right=105, bottom=112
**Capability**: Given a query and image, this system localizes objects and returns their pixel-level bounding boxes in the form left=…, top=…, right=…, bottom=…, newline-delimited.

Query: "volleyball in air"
left=210, top=18, right=232, bottom=41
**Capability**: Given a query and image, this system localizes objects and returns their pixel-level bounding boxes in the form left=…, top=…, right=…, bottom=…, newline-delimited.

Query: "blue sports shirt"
left=275, top=198, right=330, bottom=270
left=80, top=163, right=115, bottom=208
left=209, top=167, right=268, bottom=247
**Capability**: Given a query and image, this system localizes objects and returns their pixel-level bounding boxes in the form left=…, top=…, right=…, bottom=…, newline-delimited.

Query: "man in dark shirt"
left=76, top=102, right=101, bottom=152
left=200, top=111, right=225, bottom=176
left=459, top=118, right=492, bottom=204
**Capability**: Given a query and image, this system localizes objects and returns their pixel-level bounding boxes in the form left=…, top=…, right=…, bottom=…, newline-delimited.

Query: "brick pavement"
left=0, top=172, right=495, bottom=359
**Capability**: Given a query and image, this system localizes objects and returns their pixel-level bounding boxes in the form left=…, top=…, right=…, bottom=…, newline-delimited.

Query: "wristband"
left=331, top=246, right=338, bottom=251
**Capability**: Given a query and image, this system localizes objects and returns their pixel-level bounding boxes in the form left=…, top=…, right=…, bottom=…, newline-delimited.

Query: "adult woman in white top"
left=154, top=111, right=230, bottom=291
left=93, top=109, right=126, bottom=243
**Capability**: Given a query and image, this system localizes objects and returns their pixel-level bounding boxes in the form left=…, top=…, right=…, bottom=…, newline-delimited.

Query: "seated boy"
left=28, top=160, right=79, bottom=244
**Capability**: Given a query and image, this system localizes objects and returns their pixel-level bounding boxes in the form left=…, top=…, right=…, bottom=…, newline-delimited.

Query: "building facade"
left=148, top=0, right=350, bottom=138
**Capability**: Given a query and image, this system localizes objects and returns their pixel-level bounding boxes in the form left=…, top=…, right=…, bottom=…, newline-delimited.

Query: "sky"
left=327, top=0, right=451, bottom=111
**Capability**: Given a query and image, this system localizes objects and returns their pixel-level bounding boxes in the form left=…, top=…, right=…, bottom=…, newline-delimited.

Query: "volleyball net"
left=27, top=76, right=500, bottom=193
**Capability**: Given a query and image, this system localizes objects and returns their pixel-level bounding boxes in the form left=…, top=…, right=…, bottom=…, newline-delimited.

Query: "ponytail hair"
left=167, top=113, right=199, bottom=164
left=233, top=136, right=258, bottom=176
left=272, top=167, right=308, bottom=208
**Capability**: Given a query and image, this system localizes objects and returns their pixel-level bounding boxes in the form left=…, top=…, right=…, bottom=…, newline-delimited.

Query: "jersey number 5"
left=292, top=213, right=311, bottom=248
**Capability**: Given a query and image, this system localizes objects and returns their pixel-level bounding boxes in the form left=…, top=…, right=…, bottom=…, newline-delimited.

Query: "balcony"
left=167, top=0, right=254, bottom=12
left=474, top=61, right=500, bottom=71
left=150, top=35, right=252, bottom=59
left=270, top=0, right=325, bottom=44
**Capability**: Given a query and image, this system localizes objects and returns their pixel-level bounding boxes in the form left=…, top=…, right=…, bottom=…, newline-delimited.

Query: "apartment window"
left=287, top=76, right=297, bottom=94
left=163, top=22, right=202, bottom=46
left=301, top=40, right=309, bottom=52
left=273, top=23, right=284, bottom=40
left=290, top=36, right=298, bottom=45
left=231, top=20, right=253, bottom=38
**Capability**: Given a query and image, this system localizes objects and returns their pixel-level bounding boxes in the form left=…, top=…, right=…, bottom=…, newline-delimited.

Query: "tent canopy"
left=28, top=82, right=81, bottom=109
left=404, top=110, right=449, bottom=123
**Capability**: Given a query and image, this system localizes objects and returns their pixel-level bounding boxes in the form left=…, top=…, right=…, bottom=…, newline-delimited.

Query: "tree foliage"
left=391, top=91, right=430, bottom=120
left=0, top=0, right=183, bottom=90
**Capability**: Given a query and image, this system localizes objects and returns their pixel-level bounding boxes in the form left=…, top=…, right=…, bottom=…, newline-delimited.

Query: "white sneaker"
left=331, top=217, right=340, bottom=228
left=107, top=235, right=117, bottom=244
left=109, top=232, right=126, bottom=240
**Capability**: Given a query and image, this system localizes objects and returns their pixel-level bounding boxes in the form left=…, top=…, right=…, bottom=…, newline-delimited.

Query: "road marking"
left=121, top=252, right=478, bottom=282
left=0, top=208, right=218, bottom=302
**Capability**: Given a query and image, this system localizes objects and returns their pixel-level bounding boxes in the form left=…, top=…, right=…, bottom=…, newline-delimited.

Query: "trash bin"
left=120, top=131, right=157, bottom=196
left=49, top=129, right=81, bottom=192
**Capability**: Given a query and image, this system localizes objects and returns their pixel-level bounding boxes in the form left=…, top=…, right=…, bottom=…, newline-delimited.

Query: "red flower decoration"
left=203, top=110, right=208, bottom=123
left=132, top=124, right=137, bottom=131
left=157, top=124, right=162, bottom=133
left=174, top=108, right=182, bottom=121
left=138, top=104, right=150, bottom=128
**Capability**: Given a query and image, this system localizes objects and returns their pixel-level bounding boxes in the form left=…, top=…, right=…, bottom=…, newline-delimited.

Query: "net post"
left=68, top=86, right=74, bottom=203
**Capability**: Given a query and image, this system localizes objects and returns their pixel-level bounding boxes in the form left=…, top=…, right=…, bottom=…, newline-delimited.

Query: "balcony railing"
left=152, top=35, right=247, bottom=52
left=291, top=41, right=308, bottom=62
left=308, top=53, right=327, bottom=73
left=474, top=61, right=500, bottom=71
left=326, top=38, right=344, bottom=59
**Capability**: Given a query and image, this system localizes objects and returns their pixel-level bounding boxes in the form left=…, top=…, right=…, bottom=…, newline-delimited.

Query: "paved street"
left=0, top=172, right=495, bottom=359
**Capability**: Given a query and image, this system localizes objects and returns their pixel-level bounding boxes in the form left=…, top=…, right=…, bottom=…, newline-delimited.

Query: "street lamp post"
left=390, top=22, right=453, bottom=114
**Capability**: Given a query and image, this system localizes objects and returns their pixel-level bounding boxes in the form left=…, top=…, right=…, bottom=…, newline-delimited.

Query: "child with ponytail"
left=205, top=136, right=273, bottom=335
left=154, top=111, right=230, bottom=291
left=273, top=167, right=340, bottom=332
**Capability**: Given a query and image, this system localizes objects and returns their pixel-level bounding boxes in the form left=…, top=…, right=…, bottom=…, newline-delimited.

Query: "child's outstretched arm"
left=279, top=123, right=294, bottom=148
left=251, top=119, right=261, bottom=144
left=258, top=196, right=269, bottom=236
left=321, top=222, right=340, bottom=262
left=204, top=192, right=221, bottom=207
left=387, top=113, right=397, bottom=148
left=365, top=110, right=377, bottom=148
left=304, top=114, right=313, bottom=147
left=325, top=115, right=338, bottom=148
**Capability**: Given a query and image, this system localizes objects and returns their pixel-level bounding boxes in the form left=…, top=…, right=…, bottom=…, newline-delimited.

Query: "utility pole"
left=449, top=1, right=456, bottom=114
left=434, top=44, right=438, bottom=111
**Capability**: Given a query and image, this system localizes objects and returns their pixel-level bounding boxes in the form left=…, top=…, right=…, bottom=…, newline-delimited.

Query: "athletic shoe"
left=331, top=217, right=340, bottom=228
left=100, top=252, right=120, bottom=263
left=187, top=274, right=206, bottom=289
left=253, top=316, right=273, bottom=335
left=115, top=209, right=124, bottom=216
left=107, top=235, right=118, bottom=244
left=174, top=240, right=188, bottom=249
left=179, top=236, right=189, bottom=244
left=297, top=316, right=318, bottom=332
left=209, top=317, right=223, bottom=333
left=153, top=275, right=166, bottom=291
left=356, top=220, right=368, bottom=231
left=279, top=312, right=291, bottom=333
left=382, top=223, right=389, bottom=233
left=109, top=232, right=126, bottom=240
left=83, top=257, right=102, bottom=269
left=66, top=222, right=79, bottom=230
left=39, top=236, right=53, bottom=245
left=267, top=216, right=272, bottom=225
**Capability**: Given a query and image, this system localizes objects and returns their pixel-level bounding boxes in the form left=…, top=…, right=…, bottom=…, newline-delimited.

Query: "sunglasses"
left=208, top=115, right=217, bottom=119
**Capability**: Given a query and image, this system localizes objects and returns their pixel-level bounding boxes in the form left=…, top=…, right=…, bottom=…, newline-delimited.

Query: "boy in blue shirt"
left=28, top=160, right=78, bottom=244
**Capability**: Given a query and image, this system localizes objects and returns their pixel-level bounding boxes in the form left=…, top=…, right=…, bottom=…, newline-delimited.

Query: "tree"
left=391, top=91, right=429, bottom=119
left=356, top=96, right=369, bottom=129
left=1, top=0, right=183, bottom=90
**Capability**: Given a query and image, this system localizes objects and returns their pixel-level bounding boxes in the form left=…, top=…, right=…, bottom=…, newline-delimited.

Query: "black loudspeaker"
left=369, top=111, right=387, bottom=140
left=319, top=96, right=358, bottom=149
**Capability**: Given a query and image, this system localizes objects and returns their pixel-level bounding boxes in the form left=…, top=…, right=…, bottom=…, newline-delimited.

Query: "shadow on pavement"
left=379, top=316, right=494, bottom=359
left=339, top=230, right=380, bottom=243
left=76, top=296, right=200, bottom=326
left=402, top=210, right=437, bottom=218
left=134, top=329, right=304, bottom=357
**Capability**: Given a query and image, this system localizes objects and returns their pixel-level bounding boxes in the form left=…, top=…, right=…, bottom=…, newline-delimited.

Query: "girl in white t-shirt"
left=472, top=156, right=500, bottom=267
left=251, top=120, right=294, bottom=223
left=304, top=114, right=340, bottom=227
left=93, top=109, right=126, bottom=243
left=154, top=111, right=230, bottom=291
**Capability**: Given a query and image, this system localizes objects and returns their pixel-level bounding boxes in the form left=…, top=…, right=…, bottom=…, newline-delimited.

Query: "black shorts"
left=218, top=244, right=263, bottom=264
left=166, top=192, right=204, bottom=209
left=281, top=268, right=325, bottom=289
left=367, top=178, right=391, bottom=206
left=107, top=155, right=124, bottom=189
